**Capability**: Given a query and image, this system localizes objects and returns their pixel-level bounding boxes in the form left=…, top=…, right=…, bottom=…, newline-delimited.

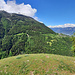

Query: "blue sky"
left=2, top=0, right=75, bottom=27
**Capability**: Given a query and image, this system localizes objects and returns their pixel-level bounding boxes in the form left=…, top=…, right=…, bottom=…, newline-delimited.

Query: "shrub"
left=16, top=56, right=21, bottom=59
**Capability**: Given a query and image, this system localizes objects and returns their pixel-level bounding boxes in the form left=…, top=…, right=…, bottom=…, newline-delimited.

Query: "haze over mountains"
left=49, top=24, right=75, bottom=35
left=50, top=27, right=75, bottom=35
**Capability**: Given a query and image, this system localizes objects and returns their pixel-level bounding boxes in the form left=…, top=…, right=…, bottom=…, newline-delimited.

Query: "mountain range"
left=50, top=27, right=75, bottom=35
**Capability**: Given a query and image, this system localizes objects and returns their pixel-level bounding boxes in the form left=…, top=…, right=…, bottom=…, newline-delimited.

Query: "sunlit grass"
left=0, top=54, right=75, bottom=75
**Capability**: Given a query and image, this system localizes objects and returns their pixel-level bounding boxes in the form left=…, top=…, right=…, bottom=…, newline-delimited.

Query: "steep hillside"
left=51, top=27, right=75, bottom=35
left=0, top=11, right=73, bottom=59
left=0, top=11, right=55, bottom=36
left=0, top=54, right=75, bottom=75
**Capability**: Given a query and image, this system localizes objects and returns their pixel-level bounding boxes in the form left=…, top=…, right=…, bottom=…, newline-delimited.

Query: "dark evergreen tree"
left=71, top=33, right=75, bottom=56
left=0, top=23, right=5, bottom=38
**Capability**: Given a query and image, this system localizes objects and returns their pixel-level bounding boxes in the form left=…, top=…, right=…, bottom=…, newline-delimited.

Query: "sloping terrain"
left=0, top=54, right=75, bottom=75
left=0, top=11, right=55, bottom=58
left=0, top=11, right=55, bottom=36
left=0, top=11, right=73, bottom=59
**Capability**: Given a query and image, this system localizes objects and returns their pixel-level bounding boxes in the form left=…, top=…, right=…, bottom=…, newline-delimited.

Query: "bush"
left=16, top=56, right=22, bottom=59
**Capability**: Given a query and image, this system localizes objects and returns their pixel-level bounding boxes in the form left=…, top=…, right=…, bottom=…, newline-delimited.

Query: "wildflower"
left=27, top=60, right=29, bottom=62
left=46, top=55, right=49, bottom=58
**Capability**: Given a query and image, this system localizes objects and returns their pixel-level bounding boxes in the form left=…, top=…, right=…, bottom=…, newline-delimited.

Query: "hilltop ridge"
left=0, top=54, right=75, bottom=75
left=0, top=10, right=55, bottom=35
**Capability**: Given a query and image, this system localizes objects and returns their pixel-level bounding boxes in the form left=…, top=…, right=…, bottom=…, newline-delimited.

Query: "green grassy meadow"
left=0, top=54, right=75, bottom=75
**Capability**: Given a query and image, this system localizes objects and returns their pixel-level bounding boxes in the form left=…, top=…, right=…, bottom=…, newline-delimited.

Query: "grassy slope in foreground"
left=0, top=54, right=75, bottom=75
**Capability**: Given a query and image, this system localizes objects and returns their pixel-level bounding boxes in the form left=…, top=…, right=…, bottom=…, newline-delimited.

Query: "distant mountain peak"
left=51, top=27, right=75, bottom=35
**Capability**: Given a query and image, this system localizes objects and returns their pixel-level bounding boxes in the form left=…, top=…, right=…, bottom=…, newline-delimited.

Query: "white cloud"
left=0, top=0, right=37, bottom=17
left=48, top=23, right=75, bottom=28
left=34, top=16, right=39, bottom=21
left=39, top=21, right=43, bottom=23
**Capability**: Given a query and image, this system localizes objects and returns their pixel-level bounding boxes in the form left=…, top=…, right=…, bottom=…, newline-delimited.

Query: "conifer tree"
left=71, top=33, right=75, bottom=56
left=9, top=50, right=12, bottom=56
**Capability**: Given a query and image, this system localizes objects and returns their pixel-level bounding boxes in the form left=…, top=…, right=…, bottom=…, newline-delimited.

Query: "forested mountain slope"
left=0, top=11, right=55, bottom=35
left=0, top=11, right=73, bottom=59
